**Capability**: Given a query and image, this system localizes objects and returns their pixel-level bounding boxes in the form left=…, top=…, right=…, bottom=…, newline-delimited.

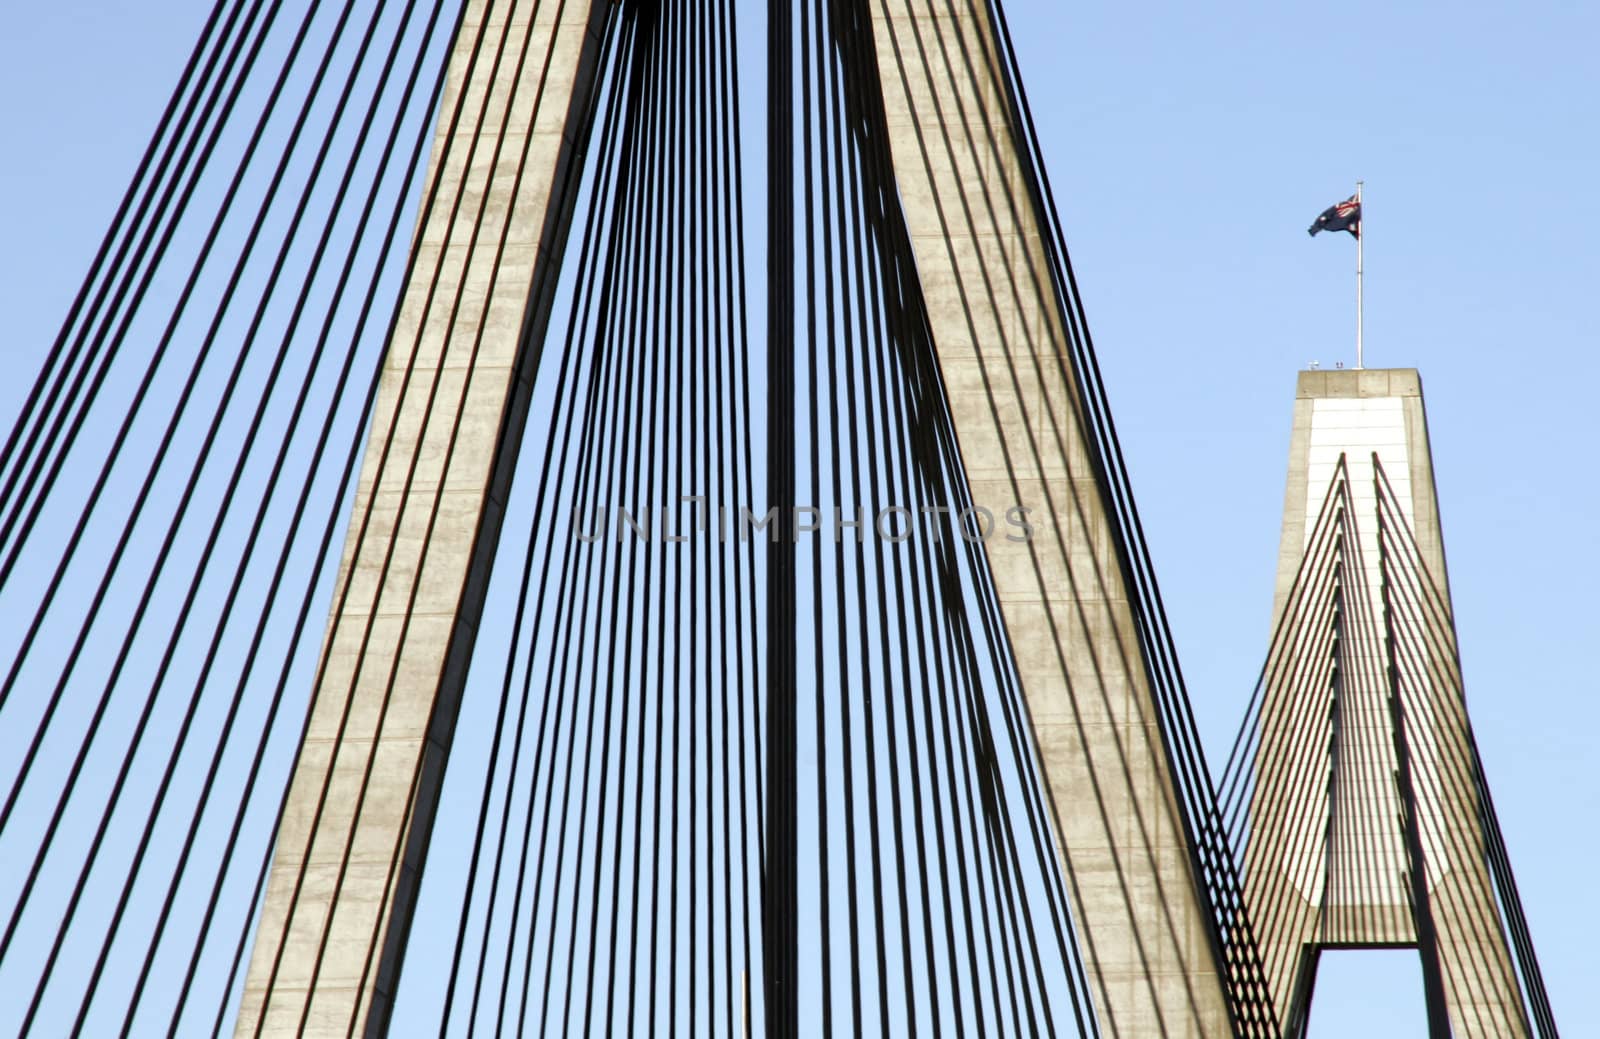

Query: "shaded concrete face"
left=1251, top=368, right=1530, bottom=1037
left=235, top=3, right=608, bottom=1036
left=868, top=4, right=1232, bottom=1036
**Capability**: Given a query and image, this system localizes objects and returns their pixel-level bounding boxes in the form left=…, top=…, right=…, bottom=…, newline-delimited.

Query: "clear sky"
left=2, top=1, right=1595, bottom=1036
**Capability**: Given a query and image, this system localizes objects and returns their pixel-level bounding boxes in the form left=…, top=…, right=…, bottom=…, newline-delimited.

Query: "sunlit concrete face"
left=235, top=3, right=609, bottom=1036
left=1251, top=368, right=1530, bottom=1037
left=1302, top=387, right=1438, bottom=917
left=867, top=4, right=1234, bottom=1036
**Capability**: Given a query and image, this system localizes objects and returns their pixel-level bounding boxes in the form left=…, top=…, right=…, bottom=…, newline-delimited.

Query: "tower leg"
left=234, top=4, right=609, bottom=1035
left=864, top=3, right=1234, bottom=1035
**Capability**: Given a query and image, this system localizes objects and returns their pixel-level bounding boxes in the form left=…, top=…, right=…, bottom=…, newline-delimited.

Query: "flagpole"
left=1355, top=179, right=1364, bottom=369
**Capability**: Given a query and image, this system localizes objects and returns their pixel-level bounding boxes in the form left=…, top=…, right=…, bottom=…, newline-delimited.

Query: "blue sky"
left=2, top=1, right=1595, bottom=1035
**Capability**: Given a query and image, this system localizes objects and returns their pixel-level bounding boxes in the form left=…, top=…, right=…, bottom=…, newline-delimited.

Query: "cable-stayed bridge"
left=0, top=2, right=1559, bottom=1037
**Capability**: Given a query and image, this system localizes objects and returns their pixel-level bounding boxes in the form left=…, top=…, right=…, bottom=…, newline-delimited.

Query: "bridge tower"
left=1239, top=368, right=1556, bottom=1037
left=235, top=1, right=1242, bottom=1036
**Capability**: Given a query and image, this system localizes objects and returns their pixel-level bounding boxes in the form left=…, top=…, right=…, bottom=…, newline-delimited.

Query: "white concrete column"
left=867, top=3, right=1234, bottom=1036
left=234, top=3, right=608, bottom=1036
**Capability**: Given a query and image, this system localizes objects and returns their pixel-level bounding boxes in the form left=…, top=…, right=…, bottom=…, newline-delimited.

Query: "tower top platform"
left=1296, top=366, right=1422, bottom=400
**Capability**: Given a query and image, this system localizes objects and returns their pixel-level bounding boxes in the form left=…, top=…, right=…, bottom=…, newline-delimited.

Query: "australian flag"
left=1309, top=195, right=1361, bottom=238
